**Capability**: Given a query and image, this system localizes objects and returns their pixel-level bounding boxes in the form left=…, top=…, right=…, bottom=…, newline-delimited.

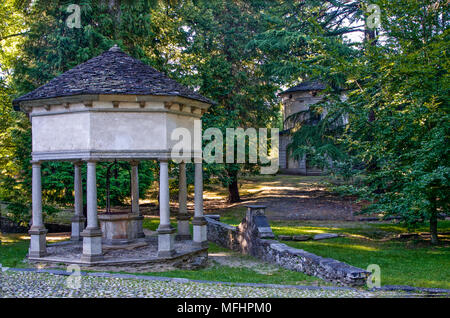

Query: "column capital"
left=72, top=160, right=83, bottom=166
left=129, top=160, right=140, bottom=166
left=30, top=160, right=42, bottom=166
left=192, top=216, right=207, bottom=226
left=81, top=227, right=102, bottom=237
left=71, top=214, right=86, bottom=222
left=158, top=158, right=169, bottom=163
left=83, top=158, right=100, bottom=163
left=29, top=226, right=47, bottom=235
left=177, top=214, right=191, bottom=221
left=157, top=224, right=176, bottom=234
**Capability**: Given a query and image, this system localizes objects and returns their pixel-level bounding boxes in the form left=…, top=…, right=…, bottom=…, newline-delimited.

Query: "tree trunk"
left=228, top=179, right=240, bottom=203
left=430, top=196, right=439, bottom=245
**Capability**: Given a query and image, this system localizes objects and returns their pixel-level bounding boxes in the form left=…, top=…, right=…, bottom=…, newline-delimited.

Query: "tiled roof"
left=281, top=80, right=326, bottom=94
left=13, top=45, right=214, bottom=106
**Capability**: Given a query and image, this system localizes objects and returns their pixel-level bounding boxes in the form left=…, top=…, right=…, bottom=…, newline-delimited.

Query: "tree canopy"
left=0, top=0, right=448, bottom=243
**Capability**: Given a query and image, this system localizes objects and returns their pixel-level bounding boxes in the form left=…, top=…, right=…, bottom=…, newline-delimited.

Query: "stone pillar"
left=81, top=160, right=103, bottom=262
left=71, top=161, right=86, bottom=241
left=244, top=205, right=275, bottom=239
left=176, top=162, right=191, bottom=240
left=157, top=159, right=175, bottom=257
left=131, top=161, right=145, bottom=238
left=28, top=161, right=47, bottom=258
left=193, top=162, right=207, bottom=247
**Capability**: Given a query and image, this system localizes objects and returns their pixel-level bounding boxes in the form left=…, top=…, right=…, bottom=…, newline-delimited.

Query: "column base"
left=28, top=227, right=47, bottom=258
left=133, top=214, right=146, bottom=238
left=71, top=215, right=86, bottom=241
left=176, top=215, right=191, bottom=240
left=81, top=227, right=103, bottom=262
left=157, top=226, right=176, bottom=258
left=193, top=224, right=208, bottom=247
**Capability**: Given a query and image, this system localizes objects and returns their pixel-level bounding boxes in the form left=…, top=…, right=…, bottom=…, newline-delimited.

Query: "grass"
left=266, top=220, right=450, bottom=289
left=126, top=242, right=323, bottom=286
left=1, top=174, right=449, bottom=289
left=0, top=233, right=69, bottom=268
left=0, top=225, right=323, bottom=287
left=2, top=219, right=448, bottom=288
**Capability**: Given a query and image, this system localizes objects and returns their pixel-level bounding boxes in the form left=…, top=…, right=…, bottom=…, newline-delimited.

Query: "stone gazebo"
left=13, top=45, right=213, bottom=268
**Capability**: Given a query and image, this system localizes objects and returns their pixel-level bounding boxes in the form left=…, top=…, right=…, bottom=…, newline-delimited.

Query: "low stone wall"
left=0, top=216, right=28, bottom=233
left=205, top=208, right=369, bottom=286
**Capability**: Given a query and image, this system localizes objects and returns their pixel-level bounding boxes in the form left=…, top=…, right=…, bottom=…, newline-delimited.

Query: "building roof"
left=13, top=45, right=215, bottom=108
left=281, top=80, right=327, bottom=94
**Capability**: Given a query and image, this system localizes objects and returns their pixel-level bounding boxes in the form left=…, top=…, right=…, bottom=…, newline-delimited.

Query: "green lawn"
left=142, top=214, right=450, bottom=289
left=0, top=229, right=322, bottom=287
left=269, top=220, right=450, bottom=289
left=2, top=215, right=448, bottom=288
left=123, top=242, right=322, bottom=286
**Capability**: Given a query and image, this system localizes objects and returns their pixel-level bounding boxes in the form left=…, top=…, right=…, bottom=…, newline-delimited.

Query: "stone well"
left=98, top=211, right=144, bottom=246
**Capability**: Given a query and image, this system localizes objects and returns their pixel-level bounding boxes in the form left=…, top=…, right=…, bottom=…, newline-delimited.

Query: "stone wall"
left=205, top=208, right=369, bottom=286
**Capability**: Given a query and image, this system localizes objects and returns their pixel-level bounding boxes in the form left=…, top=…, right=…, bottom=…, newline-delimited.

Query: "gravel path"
left=0, top=270, right=394, bottom=298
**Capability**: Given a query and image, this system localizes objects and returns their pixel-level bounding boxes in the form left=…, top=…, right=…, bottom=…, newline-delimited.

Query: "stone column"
left=81, top=160, right=103, bottom=262
left=176, top=162, right=191, bottom=240
left=193, top=162, right=207, bottom=247
left=157, top=159, right=176, bottom=257
left=71, top=161, right=86, bottom=241
left=131, top=161, right=145, bottom=238
left=28, top=161, right=47, bottom=258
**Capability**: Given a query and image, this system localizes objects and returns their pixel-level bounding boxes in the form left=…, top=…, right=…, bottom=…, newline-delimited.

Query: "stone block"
left=278, top=235, right=292, bottom=241
left=205, top=214, right=221, bottom=221
left=292, top=235, right=311, bottom=241
left=158, top=232, right=176, bottom=257
left=313, top=233, right=339, bottom=240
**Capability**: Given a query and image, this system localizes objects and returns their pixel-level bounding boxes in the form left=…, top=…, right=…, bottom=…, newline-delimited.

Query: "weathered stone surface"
left=278, top=235, right=292, bottom=241
left=13, top=45, right=214, bottom=106
left=2, top=270, right=395, bottom=298
left=98, top=212, right=143, bottom=245
left=313, top=233, right=339, bottom=240
left=205, top=215, right=369, bottom=286
left=205, top=215, right=221, bottom=221
left=292, top=235, right=311, bottom=241
left=27, top=238, right=208, bottom=272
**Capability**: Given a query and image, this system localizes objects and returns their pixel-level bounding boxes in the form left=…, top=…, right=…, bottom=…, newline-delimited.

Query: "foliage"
left=286, top=98, right=348, bottom=171
left=339, top=0, right=449, bottom=244
left=1, top=0, right=165, bottom=223
left=169, top=0, right=283, bottom=202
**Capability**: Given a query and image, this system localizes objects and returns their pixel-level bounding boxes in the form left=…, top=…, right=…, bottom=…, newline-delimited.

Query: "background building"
left=279, top=81, right=327, bottom=175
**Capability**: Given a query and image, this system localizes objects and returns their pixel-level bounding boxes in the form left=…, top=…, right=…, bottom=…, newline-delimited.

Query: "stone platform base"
left=27, top=237, right=208, bottom=272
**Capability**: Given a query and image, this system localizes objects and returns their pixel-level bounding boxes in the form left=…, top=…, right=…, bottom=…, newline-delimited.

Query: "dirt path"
left=202, top=175, right=367, bottom=221
left=136, top=175, right=366, bottom=221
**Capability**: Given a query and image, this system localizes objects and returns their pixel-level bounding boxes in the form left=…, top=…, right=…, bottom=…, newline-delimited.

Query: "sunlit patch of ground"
left=208, top=251, right=281, bottom=275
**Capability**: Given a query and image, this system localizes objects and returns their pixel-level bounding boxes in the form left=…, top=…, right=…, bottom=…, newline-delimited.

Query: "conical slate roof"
left=13, top=45, right=214, bottom=107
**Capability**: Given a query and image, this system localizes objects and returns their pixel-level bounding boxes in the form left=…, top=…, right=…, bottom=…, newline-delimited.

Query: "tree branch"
left=0, top=32, right=29, bottom=41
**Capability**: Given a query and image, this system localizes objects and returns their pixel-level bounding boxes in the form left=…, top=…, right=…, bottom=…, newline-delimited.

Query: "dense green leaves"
left=0, top=0, right=448, bottom=235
